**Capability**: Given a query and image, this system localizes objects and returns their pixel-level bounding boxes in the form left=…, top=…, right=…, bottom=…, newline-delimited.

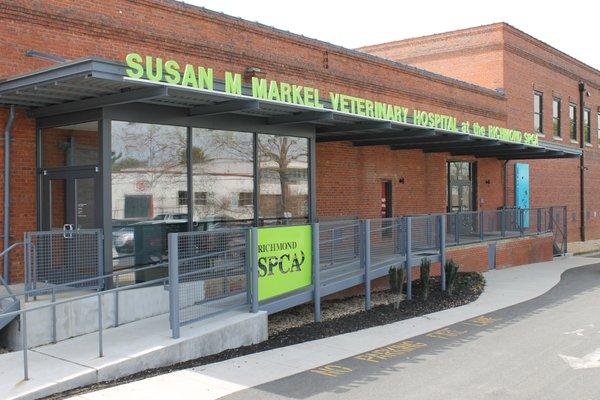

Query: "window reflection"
left=111, top=121, right=187, bottom=272
left=191, top=128, right=254, bottom=230
left=258, top=134, right=309, bottom=225
left=42, top=121, right=99, bottom=167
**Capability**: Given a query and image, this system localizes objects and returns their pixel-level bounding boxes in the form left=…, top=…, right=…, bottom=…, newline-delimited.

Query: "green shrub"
left=445, top=259, right=459, bottom=295
left=388, top=265, right=406, bottom=309
left=420, top=258, right=431, bottom=301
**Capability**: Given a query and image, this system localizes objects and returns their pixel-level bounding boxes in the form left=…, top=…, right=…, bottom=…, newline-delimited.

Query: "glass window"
left=584, top=108, right=591, bottom=144
left=191, top=128, right=254, bottom=230
left=569, top=104, right=577, bottom=140
left=597, top=113, right=600, bottom=147
left=42, top=121, right=99, bottom=167
left=258, top=134, right=309, bottom=225
left=552, top=98, right=561, bottom=137
left=111, top=121, right=188, bottom=270
left=533, top=92, right=543, bottom=134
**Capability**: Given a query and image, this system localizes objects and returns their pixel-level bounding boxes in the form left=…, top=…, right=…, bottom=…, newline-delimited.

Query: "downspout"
left=579, top=82, right=586, bottom=242
left=3, top=105, right=16, bottom=284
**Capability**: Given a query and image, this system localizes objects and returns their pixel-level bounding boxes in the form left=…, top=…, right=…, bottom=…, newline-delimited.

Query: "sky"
left=181, top=0, right=599, bottom=70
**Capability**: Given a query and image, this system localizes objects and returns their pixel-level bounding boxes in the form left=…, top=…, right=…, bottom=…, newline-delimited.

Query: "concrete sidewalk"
left=0, top=310, right=267, bottom=400
left=68, top=256, right=600, bottom=400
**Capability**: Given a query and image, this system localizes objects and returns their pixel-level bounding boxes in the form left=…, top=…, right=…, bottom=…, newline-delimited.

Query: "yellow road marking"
left=311, top=364, right=353, bottom=377
left=354, top=341, right=427, bottom=363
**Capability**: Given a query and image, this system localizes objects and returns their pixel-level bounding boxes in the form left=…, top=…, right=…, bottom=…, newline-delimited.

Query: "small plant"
left=388, top=265, right=406, bottom=309
left=420, top=257, right=431, bottom=301
left=445, top=259, right=460, bottom=295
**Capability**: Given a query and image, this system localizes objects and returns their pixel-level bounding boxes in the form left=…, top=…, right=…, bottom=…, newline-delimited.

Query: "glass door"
left=41, top=168, right=100, bottom=231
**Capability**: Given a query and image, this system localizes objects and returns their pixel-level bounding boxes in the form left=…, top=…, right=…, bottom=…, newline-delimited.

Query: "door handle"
left=63, top=224, right=74, bottom=239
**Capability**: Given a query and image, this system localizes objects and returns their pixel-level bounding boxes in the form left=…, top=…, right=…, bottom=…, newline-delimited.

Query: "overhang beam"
left=316, top=121, right=392, bottom=134
left=422, top=141, right=499, bottom=153
left=267, top=111, right=334, bottom=125
left=316, top=128, right=427, bottom=142
left=450, top=144, right=525, bottom=156
left=28, top=86, right=169, bottom=118
left=188, top=99, right=260, bottom=116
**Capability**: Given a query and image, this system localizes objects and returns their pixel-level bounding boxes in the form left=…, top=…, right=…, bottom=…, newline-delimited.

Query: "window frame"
left=533, top=91, right=543, bottom=134
left=569, top=103, right=577, bottom=141
left=584, top=108, right=591, bottom=144
left=552, top=97, right=561, bottom=137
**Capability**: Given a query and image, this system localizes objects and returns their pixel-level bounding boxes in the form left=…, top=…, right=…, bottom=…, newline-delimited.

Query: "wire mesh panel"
left=370, top=217, right=405, bottom=268
left=174, top=228, right=248, bottom=325
left=411, top=215, right=440, bottom=254
left=25, top=229, right=103, bottom=295
left=319, top=220, right=361, bottom=280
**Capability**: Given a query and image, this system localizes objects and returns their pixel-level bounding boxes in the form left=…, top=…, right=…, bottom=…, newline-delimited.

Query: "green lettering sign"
left=124, top=52, right=544, bottom=149
left=257, top=225, right=312, bottom=301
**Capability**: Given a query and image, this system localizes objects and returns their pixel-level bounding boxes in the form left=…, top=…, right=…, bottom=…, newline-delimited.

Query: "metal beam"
left=316, top=128, right=427, bottom=142
left=354, top=132, right=464, bottom=147
left=497, top=151, right=567, bottom=160
left=267, top=111, right=333, bottom=125
left=423, top=140, right=498, bottom=153
left=188, top=99, right=260, bottom=116
left=475, top=148, right=548, bottom=158
left=450, top=144, right=525, bottom=156
left=28, top=86, right=168, bottom=118
left=316, top=121, right=392, bottom=134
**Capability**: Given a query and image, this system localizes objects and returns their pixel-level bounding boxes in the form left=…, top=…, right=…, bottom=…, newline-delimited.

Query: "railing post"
left=519, top=208, right=525, bottom=236
left=245, top=229, right=252, bottom=307
left=51, top=288, right=57, bottom=343
left=536, top=208, right=542, bottom=233
left=114, top=274, right=120, bottom=327
left=439, top=215, right=446, bottom=292
left=549, top=206, right=555, bottom=230
left=500, top=209, right=506, bottom=238
left=312, top=222, right=321, bottom=322
left=364, top=220, right=371, bottom=311
left=21, top=312, right=28, bottom=381
left=563, top=206, right=568, bottom=255
left=97, top=230, right=104, bottom=290
left=405, top=217, right=412, bottom=300
left=24, top=234, right=30, bottom=303
left=250, top=227, right=259, bottom=313
left=168, top=233, right=180, bottom=339
left=454, top=213, right=460, bottom=245
left=97, top=293, right=103, bottom=357
left=479, top=211, right=484, bottom=242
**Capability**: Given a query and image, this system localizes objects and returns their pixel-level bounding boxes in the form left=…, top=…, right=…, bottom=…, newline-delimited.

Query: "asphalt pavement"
left=223, top=263, right=600, bottom=400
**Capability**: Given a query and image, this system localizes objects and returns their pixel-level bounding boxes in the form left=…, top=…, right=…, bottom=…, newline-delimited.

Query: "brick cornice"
left=0, top=2, right=507, bottom=120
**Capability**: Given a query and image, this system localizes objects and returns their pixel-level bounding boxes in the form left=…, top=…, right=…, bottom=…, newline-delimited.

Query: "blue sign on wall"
left=515, top=163, right=530, bottom=228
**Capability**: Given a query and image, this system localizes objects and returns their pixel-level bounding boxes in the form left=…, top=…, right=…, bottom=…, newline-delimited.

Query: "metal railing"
left=168, top=228, right=249, bottom=338
left=25, top=229, right=103, bottom=298
left=2, top=206, right=565, bottom=381
left=2, top=261, right=169, bottom=381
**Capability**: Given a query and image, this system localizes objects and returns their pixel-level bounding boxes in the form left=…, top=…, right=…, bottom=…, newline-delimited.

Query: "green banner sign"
left=257, top=225, right=312, bottom=301
left=124, top=53, right=539, bottom=147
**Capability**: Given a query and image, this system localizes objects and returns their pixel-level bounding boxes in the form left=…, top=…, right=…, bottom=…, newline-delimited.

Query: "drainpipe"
left=579, top=82, right=586, bottom=242
left=3, top=105, right=16, bottom=284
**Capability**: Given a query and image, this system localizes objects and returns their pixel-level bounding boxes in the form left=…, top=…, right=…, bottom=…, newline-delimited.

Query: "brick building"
left=0, top=1, right=594, bottom=284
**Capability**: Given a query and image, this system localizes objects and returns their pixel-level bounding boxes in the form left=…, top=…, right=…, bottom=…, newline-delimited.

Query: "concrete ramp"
left=0, top=310, right=267, bottom=400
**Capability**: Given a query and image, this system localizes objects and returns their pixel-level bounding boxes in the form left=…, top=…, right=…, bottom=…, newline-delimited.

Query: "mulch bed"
left=44, top=272, right=485, bottom=399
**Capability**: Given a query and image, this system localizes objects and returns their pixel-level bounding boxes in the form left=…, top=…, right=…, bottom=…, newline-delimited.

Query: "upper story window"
left=597, top=112, right=600, bottom=147
left=584, top=108, right=591, bottom=144
left=552, top=98, right=561, bottom=137
left=533, top=91, right=543, bottom=134
left=569, top=103, right=577, bottom=140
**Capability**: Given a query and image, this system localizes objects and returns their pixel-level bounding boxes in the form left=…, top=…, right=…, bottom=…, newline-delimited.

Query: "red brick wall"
left=329, top=234, right=554, bottom=298
left=360, top=22, right=600, bottom=243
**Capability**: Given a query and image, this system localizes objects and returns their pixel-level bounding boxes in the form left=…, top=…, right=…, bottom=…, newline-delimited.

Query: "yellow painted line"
left=462, top=315, right=501, bottom=327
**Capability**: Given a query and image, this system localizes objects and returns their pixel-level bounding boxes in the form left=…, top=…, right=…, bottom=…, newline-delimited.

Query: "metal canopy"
left=0, top=57, right=581, bottom=160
